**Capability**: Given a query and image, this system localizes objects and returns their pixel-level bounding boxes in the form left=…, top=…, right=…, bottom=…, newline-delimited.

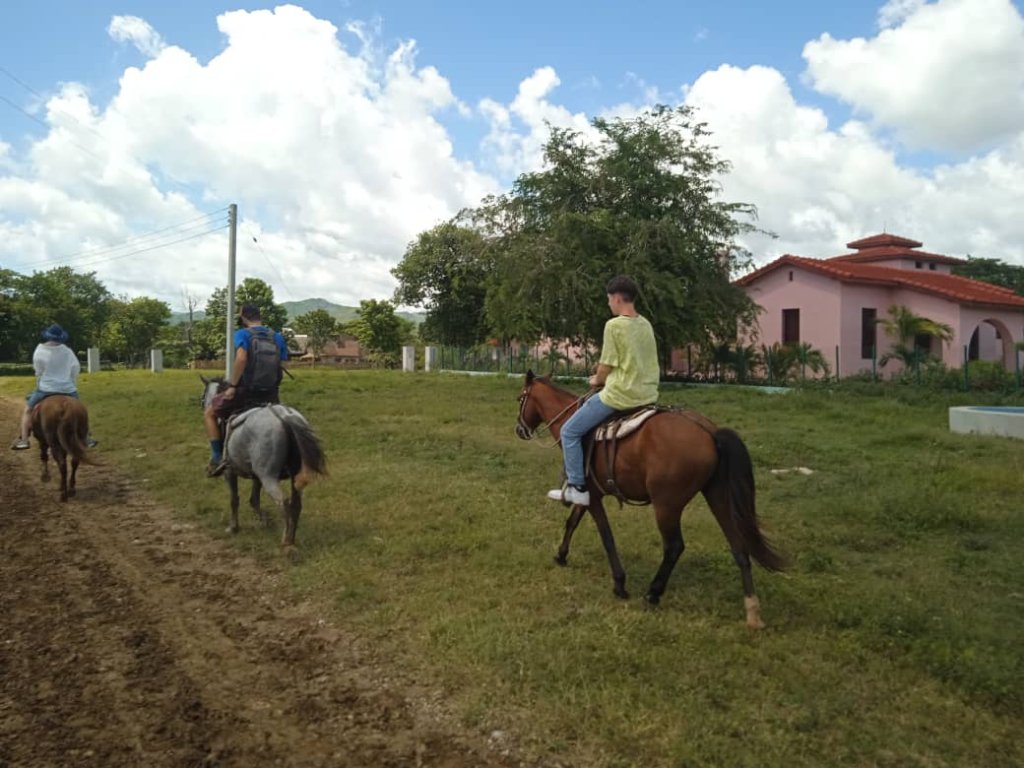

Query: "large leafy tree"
left=5, top=267, right=112, bottom=357
left=953, top=257, right=1024, bottom=295
left=391, top=223, right=491, bottom=346
left=292, top=309, right=338, bottom=362
left=343, top=299, right=415, bottom=359
left=462, top=105, right=761, bottom=366
left=206, top=277, right=288, bottom=330
left=100, top=296, right=172, bottom=366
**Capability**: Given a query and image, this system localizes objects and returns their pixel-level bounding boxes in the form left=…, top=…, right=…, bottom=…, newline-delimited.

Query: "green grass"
left=3, top=370, right=1022, bottom=767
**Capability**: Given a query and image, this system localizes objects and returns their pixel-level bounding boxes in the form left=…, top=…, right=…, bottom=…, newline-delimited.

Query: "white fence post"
left=401, top=346, right=416, bottom=372
left=87, top=347, right=101, bottom=373
left=150, top=349, right=163, bottom=373
left=424, top=346, right=438, bottom=372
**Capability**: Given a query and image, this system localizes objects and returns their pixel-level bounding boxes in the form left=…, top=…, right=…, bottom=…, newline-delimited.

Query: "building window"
left=928, top=263, right=936, bottom=270
left=915, top=261, right=923, bottom=269
left=916, top=333, right=933, bottom=358
left=788, top=270, right=793, bottom=282
left=782, top=309, right=800, bottom=344
left=861, top=308, right=877, bottom=359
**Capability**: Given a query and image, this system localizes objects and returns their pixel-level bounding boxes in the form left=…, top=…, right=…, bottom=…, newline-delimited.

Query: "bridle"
left=515, top=381, right=583, bottom=444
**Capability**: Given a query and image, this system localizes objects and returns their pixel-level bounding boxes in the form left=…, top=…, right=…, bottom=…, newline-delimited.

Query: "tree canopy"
left=205, top=277, right=289, bottom=330
left=952, top=257, right=1024, bottom=295
left=391, top=104, right=763, bottom=364
left=292, top=309, right=339, bottom=361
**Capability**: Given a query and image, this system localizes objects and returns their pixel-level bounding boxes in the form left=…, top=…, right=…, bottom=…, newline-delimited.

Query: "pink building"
left=735, top=234, right=1024, bottom=377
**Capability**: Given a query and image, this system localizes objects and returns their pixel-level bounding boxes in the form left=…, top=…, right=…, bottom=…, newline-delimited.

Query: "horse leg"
left=68, top=456, right=79, bottom=498
left=554, top=504, right=587, bottom=566
left=39, top=443, right=50, bottom=483
left=282, top=481, right=303, bottom=548
left=249, top=477, right=265, bottom=527
left=644, top=500, right=688, bottom=606
left=588, top=497, right=628, bottom=599
left=703, top=483, right=765, bottom=629
left=55, top=450, right=69, bottom=503
left=227, top=473, right=241, bottom=534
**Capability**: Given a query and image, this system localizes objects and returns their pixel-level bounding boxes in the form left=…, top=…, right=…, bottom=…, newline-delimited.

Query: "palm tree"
left=760, top=342, right=797, bottom=385
left=792, top=342, right=830, bottom=380
left=877, top=305, right=954, bottom=367
left=730, top=343, right=762, bottom=384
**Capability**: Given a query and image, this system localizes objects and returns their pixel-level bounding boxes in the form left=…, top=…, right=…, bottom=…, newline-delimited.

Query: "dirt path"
left=0, top=399, right=514, bottom=768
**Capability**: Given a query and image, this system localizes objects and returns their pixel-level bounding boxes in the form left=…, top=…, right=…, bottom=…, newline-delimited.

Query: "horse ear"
left=526, top=369, right=535, bottom=383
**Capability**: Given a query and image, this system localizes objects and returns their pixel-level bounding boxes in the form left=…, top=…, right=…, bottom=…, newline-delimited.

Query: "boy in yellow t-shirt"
left=547, top=276, right=660, bottom=506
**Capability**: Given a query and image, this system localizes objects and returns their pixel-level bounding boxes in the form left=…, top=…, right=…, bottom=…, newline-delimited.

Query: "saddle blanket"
left=227, top=404, right=305, bottom=429
left=592, top=407, right=660, bottom=442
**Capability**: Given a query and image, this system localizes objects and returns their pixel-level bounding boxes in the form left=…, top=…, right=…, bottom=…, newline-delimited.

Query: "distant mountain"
left=168, top=309, right=206, bottom=325
left=168, top=298, right=423, bottom=326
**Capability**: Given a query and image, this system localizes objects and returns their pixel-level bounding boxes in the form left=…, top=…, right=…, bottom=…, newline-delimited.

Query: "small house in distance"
left=736, top=234, right=1024, bottom=377
left=290, top=333, right=364, bottom=364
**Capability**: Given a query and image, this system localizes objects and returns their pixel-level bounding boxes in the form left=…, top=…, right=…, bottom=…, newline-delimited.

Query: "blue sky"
left=1, top=1, right=1023, bottom=307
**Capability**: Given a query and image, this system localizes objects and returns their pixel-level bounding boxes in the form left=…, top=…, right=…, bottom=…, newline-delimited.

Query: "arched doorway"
left=967, top=319, right=1015, bottom=367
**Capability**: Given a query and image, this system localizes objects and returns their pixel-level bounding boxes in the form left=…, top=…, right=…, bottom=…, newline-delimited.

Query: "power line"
left=0, top=63, right=108, bottom=143
left=247, top=226, right=297, bottom=300
left=6, top=208, right=229, bottom=271
left=0, top=92, right=106, bottom=163
left=8, top=224, right=229, bottom=273
left=48, top=207, right=229, bottom=262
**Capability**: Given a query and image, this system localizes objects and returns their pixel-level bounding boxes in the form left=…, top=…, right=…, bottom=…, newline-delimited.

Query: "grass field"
left=2, top=369, right=1022, bottom=767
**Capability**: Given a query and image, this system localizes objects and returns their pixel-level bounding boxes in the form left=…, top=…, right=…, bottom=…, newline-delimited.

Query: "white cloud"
left=877, top=0, right=927, bottom=28
left=108, top=15, right=166, bottom=58
left=479, top=67, right=595, bottom=178
left=684, top=64, right=1024, bottom=266
left=1, top=6, right=496, bottom=308
left=3, top=1, right=1024, bottom=319
left=803, top=0, right=1024, bottom=151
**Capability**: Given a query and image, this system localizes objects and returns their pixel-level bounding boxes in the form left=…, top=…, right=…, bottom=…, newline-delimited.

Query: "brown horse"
left=515, top=371, right=784, bottom=628
left=32, top=395, right=94, bottom=503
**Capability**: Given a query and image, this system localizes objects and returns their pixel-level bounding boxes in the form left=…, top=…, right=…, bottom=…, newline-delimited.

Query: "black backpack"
left=241, top=328, right=282, bottom=392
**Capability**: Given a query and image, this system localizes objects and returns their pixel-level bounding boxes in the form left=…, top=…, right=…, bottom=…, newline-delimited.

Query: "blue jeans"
left=27, top=389, right=79, bottom=408
left=560, top=394, right=617, bottom=488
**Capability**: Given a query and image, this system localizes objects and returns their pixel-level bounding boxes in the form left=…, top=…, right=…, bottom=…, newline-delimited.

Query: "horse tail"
left=283, top=416, right=327, bottom=490
left=57, top=402, right=96, bottom=465
left=712, top=428, right=785, bottom=572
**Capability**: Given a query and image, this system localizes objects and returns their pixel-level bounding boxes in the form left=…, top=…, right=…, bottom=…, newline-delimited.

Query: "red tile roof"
left=828, top=246, right=965, bottom=266
left=736, top=255, right=1024, bottom=309
left=846, top=233, right=922, bottom=249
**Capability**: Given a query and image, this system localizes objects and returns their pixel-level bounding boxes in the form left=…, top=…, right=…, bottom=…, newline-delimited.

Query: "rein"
left=517, top=384, right=585, bottom=446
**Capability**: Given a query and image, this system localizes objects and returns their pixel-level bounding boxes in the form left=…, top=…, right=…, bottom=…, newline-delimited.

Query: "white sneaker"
left=546, top=485, right=590, bottom=506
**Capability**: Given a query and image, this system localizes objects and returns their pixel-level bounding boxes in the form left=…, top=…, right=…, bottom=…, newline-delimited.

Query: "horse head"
left=199, top=374, right=227, bottom=410
left=515, top=371, right=538, bottom=440
left=516, top=370, right=585, bottom=442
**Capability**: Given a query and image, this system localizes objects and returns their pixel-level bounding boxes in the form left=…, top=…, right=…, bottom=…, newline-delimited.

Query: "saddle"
left=221, top=404, right=304, bottom=464
left=583, top=405, right=717, bottom=506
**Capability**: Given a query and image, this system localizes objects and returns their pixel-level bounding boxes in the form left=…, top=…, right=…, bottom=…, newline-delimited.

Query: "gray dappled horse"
left=200, top=377, right=327, bottom=547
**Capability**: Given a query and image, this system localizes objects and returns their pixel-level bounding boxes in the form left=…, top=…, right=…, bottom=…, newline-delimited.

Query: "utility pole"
left=225, top=203, right=238, bottom=380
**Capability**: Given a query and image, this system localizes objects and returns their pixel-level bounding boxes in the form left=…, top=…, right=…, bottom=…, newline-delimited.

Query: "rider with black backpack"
left=203, top=304, right=289, bottom=476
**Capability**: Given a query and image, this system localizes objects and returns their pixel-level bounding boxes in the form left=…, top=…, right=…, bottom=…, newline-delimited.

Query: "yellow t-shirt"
left=598, top=314, right=659, bottom=409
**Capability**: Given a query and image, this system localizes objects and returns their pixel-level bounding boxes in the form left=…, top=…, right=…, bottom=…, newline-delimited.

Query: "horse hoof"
left=643, top=593, right=660, bottom=607
left=746, top=617, right=766, bottom=630
left=225, top=526, right=239, bottom=535
left=553, top=554, right=568, bottom=567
